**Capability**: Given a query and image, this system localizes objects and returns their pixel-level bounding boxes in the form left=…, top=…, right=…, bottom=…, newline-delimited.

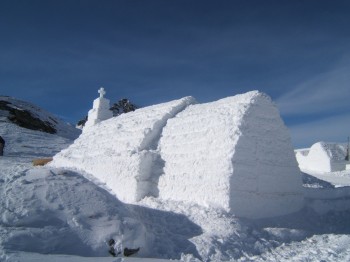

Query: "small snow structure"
left=296, top=142, right=348, bottom=172
left=51, top=91, right=303, bottom=219
left=84, top=87, right=113, bottom=130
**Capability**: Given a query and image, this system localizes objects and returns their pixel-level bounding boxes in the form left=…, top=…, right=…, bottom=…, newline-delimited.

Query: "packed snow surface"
left=1, top=93, right=350, bottom=261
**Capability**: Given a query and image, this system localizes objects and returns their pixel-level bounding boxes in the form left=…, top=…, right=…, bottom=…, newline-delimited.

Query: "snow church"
left=51, top=90, right=304, bottom=219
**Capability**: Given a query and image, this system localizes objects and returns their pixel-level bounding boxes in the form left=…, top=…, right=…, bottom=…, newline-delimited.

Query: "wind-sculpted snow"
left=158, top=91, right=304, bottom=218
left=50, top=97, right=196, bottom=203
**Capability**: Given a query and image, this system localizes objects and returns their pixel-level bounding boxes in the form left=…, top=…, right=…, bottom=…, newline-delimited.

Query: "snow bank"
left=50, top=97, right=196, bottom=203
left=296, top=142, right=347, bottom=172
left=0, top=167, right=151, bottom=257
left=158, top=91, right=304, bottom=218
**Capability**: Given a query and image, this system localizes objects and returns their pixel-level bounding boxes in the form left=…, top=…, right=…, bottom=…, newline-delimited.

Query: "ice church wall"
left=158, top=91, right=304, bottom=218
left=51, top=91, right=304, bottom=219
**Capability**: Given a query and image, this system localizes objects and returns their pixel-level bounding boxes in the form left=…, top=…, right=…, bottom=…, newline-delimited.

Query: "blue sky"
left=0, top=0, right=349, bottom=148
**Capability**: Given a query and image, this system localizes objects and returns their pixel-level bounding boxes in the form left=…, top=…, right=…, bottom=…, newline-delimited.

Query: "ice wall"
left=158, top=91, right=304, bottom=218
left=50, top=97, right=196, bottom=203
left=229, top=92, right=304, bottom=218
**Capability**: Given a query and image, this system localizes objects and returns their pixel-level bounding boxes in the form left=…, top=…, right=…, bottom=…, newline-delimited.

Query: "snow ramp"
left=50, top=97, right=196, bottom=203
left=158, top=91, right=304, bottom=218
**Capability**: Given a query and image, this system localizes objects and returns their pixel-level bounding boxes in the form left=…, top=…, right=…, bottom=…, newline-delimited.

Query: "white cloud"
left=276, top=60, right=350, bottom=116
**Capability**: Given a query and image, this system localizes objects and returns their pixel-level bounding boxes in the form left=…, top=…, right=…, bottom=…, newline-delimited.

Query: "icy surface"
left=158, top=91, right=303, bottom=218
left=296, top=142, right=348, bottom=172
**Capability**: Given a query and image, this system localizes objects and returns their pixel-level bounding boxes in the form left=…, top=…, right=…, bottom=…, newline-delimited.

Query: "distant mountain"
left=0, top=96, right=80, bottom=139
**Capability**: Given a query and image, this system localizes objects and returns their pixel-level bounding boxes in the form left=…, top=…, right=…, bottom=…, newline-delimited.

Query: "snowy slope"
left=0, top=96, right=80, bottom=139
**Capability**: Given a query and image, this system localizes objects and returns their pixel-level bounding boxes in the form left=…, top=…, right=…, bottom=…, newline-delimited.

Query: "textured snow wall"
left=158, top=91, right=304, bottom=218
left=296, top=142, right=347, bottom=172
left=50, top=97, right=196, bottom=203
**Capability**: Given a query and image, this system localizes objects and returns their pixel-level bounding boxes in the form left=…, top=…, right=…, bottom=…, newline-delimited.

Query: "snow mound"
left=50, top=97, right=196, bottom=203
left=158, top=91, right=304, bottom=218
left=296, top=142, right=347, bottom=172
left=0, top=167, right=151, bottom=257
left=0, top=96, right=80, bottom=139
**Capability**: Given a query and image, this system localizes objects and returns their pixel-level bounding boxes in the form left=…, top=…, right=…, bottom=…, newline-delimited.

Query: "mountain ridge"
left=0, top=96, right=80, bottom=140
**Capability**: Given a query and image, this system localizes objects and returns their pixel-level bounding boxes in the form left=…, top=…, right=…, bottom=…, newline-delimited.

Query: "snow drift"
left=51, top=91, right=303, bottom=219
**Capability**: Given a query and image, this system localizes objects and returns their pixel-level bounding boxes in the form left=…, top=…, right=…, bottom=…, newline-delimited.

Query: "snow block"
left=50, top=97, right=196, bottom=203
left=84, top=91, right=113, bottom=130
left=296, top=142, right=347, bottom=172
left=158, top=91, right=304, bottom=218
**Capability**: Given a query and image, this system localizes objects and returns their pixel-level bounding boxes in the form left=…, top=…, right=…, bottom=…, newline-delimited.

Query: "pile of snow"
left=0, top=168, right=150, bottom=258
left=51, top=91, right=303, bottom=219
left=296, top=142, right=348, bottom=172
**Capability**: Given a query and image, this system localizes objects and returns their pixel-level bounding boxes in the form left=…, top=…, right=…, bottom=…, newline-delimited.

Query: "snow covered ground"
left=1, top=97, right=350, bottom=261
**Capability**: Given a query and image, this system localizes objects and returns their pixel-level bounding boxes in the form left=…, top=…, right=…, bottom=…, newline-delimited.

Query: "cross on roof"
left=98, top=87, right=106, bottom=98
